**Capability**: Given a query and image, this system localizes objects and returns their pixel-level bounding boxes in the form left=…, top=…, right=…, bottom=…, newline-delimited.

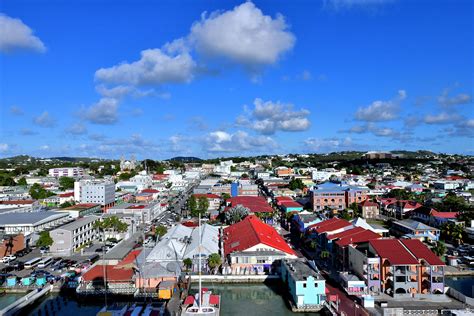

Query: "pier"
left=0, top=285, right=53, bottom=316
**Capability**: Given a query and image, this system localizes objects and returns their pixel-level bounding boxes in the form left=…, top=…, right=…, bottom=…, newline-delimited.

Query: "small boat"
left=142, top=302, right=165, bottom=316
left=124, top=303, right=144, bottom=316
left=96, top=303, right=128, bottom=316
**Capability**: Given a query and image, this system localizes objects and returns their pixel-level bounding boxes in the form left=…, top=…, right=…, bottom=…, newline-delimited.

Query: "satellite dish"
left=166, top=262, right=178, bottom=272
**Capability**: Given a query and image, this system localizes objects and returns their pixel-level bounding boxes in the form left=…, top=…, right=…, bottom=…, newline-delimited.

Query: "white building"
left=433, top=180, right=460, bottom=190
left=74, top=180, right=115, bottom=208
left=130, top=171, right=153, bottom=191
left=49, top=167, right=84, bottom=178
left=0, top=211, right=70, bottom=235
left=312, top=168, right=346, bottom=182
left=214, top=160, right=233, bottom=175
left=50, top=215, right=100, bottom=256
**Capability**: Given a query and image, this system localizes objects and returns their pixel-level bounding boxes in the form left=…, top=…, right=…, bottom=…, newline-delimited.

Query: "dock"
left=0, top=285, right=53, bottom=316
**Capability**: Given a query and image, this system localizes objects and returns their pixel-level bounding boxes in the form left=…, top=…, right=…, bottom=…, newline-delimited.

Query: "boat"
left=96, top=303, right=128, bottom=316
left=142, top=302, right=165, bottom=316
left=181, top=215, right=221, bottom=316
left=124, top=303, right=144, bottom=316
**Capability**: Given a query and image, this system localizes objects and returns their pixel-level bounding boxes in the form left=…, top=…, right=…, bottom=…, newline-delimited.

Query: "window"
left=314, top=282, right=318, bottom=287
left=303, top=283, right=307, bottom=288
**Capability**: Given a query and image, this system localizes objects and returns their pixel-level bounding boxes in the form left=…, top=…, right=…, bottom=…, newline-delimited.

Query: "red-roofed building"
left=78, top=265, right=135, bottom=295
left=279, top=200, right=304, bottom=213
left=225, top=196, right=274, bottom=217
left=193, top=193, right=221, bottom=211
left=358, top=199, right=379, bottom=219
left=347, top=238, right=445, bottom=296
left=223, top=215, right=297, bottom=274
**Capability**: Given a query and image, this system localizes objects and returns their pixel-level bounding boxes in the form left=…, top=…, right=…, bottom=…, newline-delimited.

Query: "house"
left=224, top=196, right=274, bottom=218
left=280, top=200, right=304, bottom=213
left=351, top=217, right=389, bottom=236
left=310, top=183, right=369, bottom=212
left=281, top=259, right=326, bottom=310
left=306, top=218, right=353, bottom=252
left=78, top=265, right=135, bottom=295
left=391, top=219, right=440, bottom=242
left=291, top=212, right=322, bottom=234
left=358, top=200, right=379, bottom=219
left=50, top=215, right=100, bottom=256
left=223, top=215, right=297, bottom=275
left=348, top=239, right=444, bottom=296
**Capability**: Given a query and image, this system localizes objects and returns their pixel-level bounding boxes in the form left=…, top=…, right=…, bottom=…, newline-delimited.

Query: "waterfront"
left=445, top=276, right=474, bottom=297
left=1, top=283, right=325, bottom=316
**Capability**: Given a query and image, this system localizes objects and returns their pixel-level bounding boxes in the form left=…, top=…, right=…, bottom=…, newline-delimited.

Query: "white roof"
left=351, top=217, right=388, bottom=234
left=184, top=224, right=219, bottom=258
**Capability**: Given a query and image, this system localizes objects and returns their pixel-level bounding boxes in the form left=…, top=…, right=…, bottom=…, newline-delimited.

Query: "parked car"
left=1, top=255, right=17, bottom=263
left=10, top=261, right=24, bottom=271
left=39, top=247, right=49, bottom=254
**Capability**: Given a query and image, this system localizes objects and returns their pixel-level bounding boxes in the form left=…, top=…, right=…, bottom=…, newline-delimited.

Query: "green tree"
left=36, top=231, right=53, bottom=247
left=59, top=201, right=74, bottom=208
left=29, top=183, right=55, bottom=199
left=118, top=172, right=133, bottom=181
left=59, top=176, right=75, bottom=189
left=94, top=216, right=129, bottom=234
left=208, top=253, right=222, bottom=273
left=17, top=177, right=27, bottom=186
left=183, top=258, right=193, bottom=271
left=432, top=241, right=446, bottom=257
left=155, top=225, right=168, bottom=239
left=225, top=205, right=249, bottom=224
left=289, top=177, right=305, bottom=191
left=221, top=193, right=231, bottom=200
left=188, top=195, right=198, bottom=216
left=196, top=196, right=209, bottom=216
left=0, top=174, right=16, bottom=186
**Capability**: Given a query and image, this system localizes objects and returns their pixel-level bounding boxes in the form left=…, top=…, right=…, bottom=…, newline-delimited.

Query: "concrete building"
left=0, top=211, right=70, bottom=235
left=50, top=215, right=100, bottom=256
left=391, top=219, right=440, bottom=242
left=281, top=259, right=326, bottom=310
left=358, top=199, right=379, bottom=219
left=48, top=167, right=84, bottom=178
left=74, top=179, right=115, bottom=208
left=55, top=203, right=101, bottom=218
left=106, top=202, right=165, bottom=224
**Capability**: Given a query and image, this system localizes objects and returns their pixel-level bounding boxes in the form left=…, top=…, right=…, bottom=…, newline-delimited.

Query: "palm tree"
left=451, top=224, right=464, bottom=246
left=432, top=241, right=446, bottom=257
left=207, top=253, right=222, bottom=274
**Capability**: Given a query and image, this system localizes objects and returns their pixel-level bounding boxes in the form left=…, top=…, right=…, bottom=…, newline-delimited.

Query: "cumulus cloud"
left=355, top=90, right=406, bottom=122
left=10, top=105, right=24, bottom=116
left=190, top=2, right=295, bottom=71
left=33, top=111, right=56, bottom=128
left=304, top=137, right=357, bottom=152
left=0, top=14, right=46, bottom=53
left=438, top=89, right=472, bottom=107
left=238, top=98, right=311, bottom=135
left=424, top=112, right=461, bottom=124
left=82, top=98, right=119, bottom=125
left=66, top=123, right=87, bottom=135
left=0, top=143, right=9, bottom=153
left=342, top=122, right=404, bottom=140
left=204, top=130, right=277, bottom=153
left=450, top=119, right=474, bottom=138
left=95, top=48, right=196, bottom=86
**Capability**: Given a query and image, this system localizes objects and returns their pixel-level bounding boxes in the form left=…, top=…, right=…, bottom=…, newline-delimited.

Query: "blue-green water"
left=445, top=276, right=474, bottom=298
left=0, top=283, right=325, bottom=316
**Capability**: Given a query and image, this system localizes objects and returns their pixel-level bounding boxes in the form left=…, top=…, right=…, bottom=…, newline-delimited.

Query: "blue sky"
left=0, top=0, right=472, bottom=159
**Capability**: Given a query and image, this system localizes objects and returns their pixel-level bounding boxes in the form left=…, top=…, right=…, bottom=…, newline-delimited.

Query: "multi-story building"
left=281, top=258, right=326, bottom=310
left=106, top=202, right=165, bottom=224
left=391, top=219, right=440, bottom=243
left=74, top=179, right=115, bottom=209
left=358, top=199, right=379, bottom=219
left=223, top=215, right=297, bottom=274
left=0, top=211, right=70, bottom=235
left=348, top=239, right=445, bottom=296
left=48, top=167, right=84, bottom=178
left=50, top=216, right=100, bottom=256
left=192, top=194, right=221, bottom=211
left=55, top=203, right=101, bottom=218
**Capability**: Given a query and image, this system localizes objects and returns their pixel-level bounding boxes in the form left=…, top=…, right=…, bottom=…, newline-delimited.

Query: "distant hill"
left=168, top=156, right=202, bottom=163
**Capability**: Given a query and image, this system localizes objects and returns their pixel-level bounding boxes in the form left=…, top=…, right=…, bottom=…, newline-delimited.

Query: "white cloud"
left=424, top=112, right=461, bottom=124
left=238, top=98, right=311, bottom=135
left=66, top=123, right=87, bottom=135
left=190, top=2, right=295, bottom=70
left=204, top=130, right=277, bottom=153
left=10, top=106, right=24, bottom=115
left=95, top=48, right=196, bottom=86
left=82, top=98, right=119, bottom=125
left=438, top=89, right=471, bottom=107
left=0, top=14, right=46, bottom=53
left=355, top=90, right=406, bottom=122
left=304, top=137, right=357, bottom=152
left=0, top=143, right=9, bottom=153
left=39, top=145, right=50, bottom=151
left=298, top=70, right=312, bottom=81
left=33, top=111, right=56, bottom=128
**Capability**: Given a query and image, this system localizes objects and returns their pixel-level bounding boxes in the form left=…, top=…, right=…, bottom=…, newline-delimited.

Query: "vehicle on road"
left=25, top=257, right=42, bottom=269
left=38, top=256, right=54, bottom=268
left=1, top=255, right=17, bottom=263
left=40, top=246, right=49, bottom=254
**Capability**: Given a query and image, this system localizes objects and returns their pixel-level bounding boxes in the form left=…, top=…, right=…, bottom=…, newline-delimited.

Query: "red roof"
left=327, top=227, right=365, bottom=240
left=275, top=196, right=293, bottom=205
left=82, top=265, right=134, bottom=281
left=280, top=200, right=303, bottom=208
left=360, top=199, right=378, bottom=207
left=193, top=193, right=221, bottom=199
left=119, top=249, right=142, bottom=266
left=59, top=192, right=74, bottom=197
left=127, top=205, right=146, bottom=209
left=223, top=215, right=296, bottom=256
left=152, top=174, right=168, bottom=180
left=369, top=239, right=418, bottom=265
left=335, top=229, right=381, bottom=247
left=141, top=189, right=159, bottom=193
left=313, top=218, right=352, bottom=234
left=401, top=239, right=444, bottom=266
left=0, top=200, right=35, bottom=204
left=225, top=196, right=273, bottom=213
left=431, top=210, right=458, bottom=219
left=377, top=198, right=397, bottom=206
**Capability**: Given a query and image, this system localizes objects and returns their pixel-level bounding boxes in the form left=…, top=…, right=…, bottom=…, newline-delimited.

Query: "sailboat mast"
left=198, top=214, right=202, bottom=307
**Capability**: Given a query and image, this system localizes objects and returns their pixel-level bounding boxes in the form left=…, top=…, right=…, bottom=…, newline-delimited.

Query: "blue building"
left=281, top=259, right=326, bottom=311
